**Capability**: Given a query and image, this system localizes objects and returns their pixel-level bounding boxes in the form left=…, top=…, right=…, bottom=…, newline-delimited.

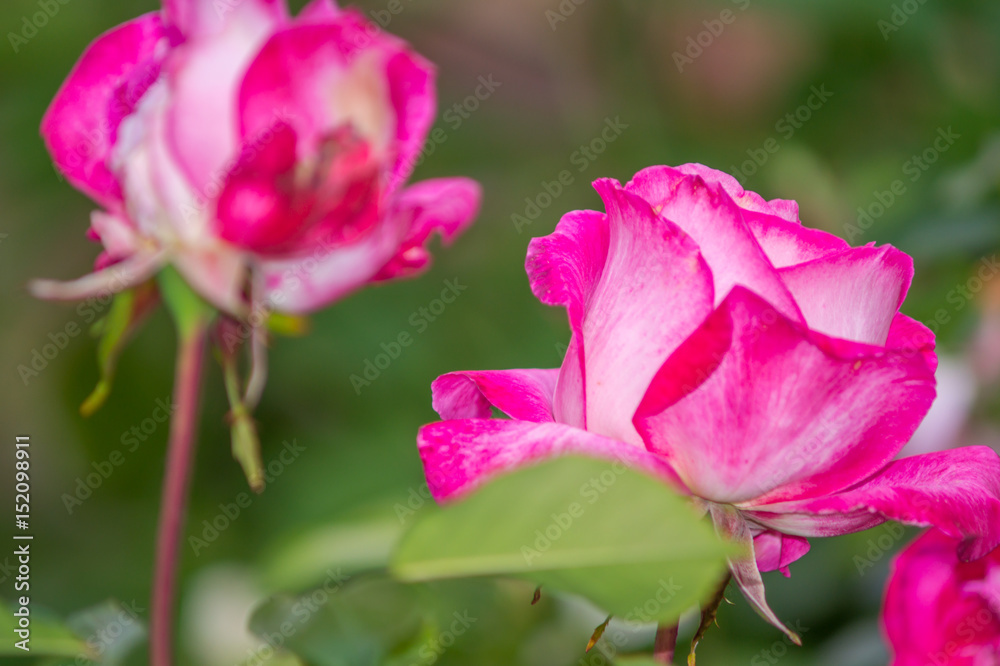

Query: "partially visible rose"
left=884, top=529, right=1000, bottom=665
left=33, top=0, right=481, bottom=314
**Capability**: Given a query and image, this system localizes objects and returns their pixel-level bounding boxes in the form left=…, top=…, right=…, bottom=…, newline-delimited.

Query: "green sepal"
left=80, top=282, right=160, bottom=417
left=158, top=265, right=216, bottom=340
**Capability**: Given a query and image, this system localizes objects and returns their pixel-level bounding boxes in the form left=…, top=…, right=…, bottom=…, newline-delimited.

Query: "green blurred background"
left=2, top=0, right=999, bottom=664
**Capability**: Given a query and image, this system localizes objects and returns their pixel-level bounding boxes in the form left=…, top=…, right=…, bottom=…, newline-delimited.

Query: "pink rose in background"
left=32, top=0, right=480, bottom=314
left=884, top=529, right=1000, bottom=665
left=417, top=164, right=1000, bottom=639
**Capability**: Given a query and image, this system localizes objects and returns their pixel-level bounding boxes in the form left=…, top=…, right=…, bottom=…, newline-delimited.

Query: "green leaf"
left=0, top=600, right=90, bottom=659
left=391, top=457, right=735, bottom=626
left=260, top=518, right=403, bottom=592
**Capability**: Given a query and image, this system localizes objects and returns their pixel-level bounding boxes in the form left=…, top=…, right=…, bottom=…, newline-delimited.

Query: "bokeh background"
left=2, top=0, right=1000, bottom=664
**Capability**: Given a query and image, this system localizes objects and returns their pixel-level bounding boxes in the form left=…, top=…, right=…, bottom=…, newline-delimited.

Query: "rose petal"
left=753, top=531, right=811, bottom=577
left=237, top=11, right=434, bottom=192
left=747, top=447, right=1000, bottom=561
left=166, top=0, right=284, bottom=198
left=431, top=369, right=559, bottom=423
left=417, top=419, right=686, bottom=502
left=374, top=177, right=481, bottom=281
left=29, top=250, right=165, bottom=301
left=883, top=529, right=1000, bottom=665
left=41, top=13, right=168, bottom=208
left=778, top=244, right=914, bottom=346
left=527, top=181, right=716, bottom=445
left=635, top=287, right=936, bottom=505
left=164, top=0, right=286, bottom=40
left=626, top=165, right=803, bottom=322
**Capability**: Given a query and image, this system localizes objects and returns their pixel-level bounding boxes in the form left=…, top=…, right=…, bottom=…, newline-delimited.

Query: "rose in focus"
left=416, top=163, right=1000, bottom=639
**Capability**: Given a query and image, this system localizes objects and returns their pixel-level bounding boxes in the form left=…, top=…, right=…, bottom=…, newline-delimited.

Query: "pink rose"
left=884, top=529, right=1000, bottom=665
left=33, top=0, right=480, bottom=314
left=417, top=164, right=1000, bottom=639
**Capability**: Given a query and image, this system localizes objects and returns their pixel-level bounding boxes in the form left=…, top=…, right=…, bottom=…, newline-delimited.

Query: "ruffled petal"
left=633, top=163, right=800, bottom=223
left=746, top=215, right=849, bottom=269
left=164, top=0, right=286, bottom=40
left=746, top=447, right=1000, bottom=561
left=259, top=235, right=391, bottom=313
left=41, top=13, right=168, bottom=208
left=525, top=209, right=607, bottom=429
left=886, top=312, right=938, bottom=373
left=89, top=210, right=139, bottom=262
left=527, top=182, right=715, bottom=445
left=625, top=165, right=803, bottom=322
left=373, top=178, right=481, bottom=281
left=431, top=369, right=559, bottom=423
left=778, top=245, right=914, bottom=346
left=417, top=419, right=686, bottom=502
left=237, top=10, right=434, bottom=192
left=753, top=531, right=810, bottom=577
left=113, top=81, right=206, bottom=241
left=634, top=287, right=936, bottom=505
left=628, top=164, right=852, bottom=269
left=260, top=177, right=477, bottom=313
left=165, top=0, right=285, bottom=197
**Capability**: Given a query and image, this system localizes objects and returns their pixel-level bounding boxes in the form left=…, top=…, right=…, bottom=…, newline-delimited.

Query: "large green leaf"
left=391, top=457, right=735, bottom=625
left=260, top=517, right=403, bottom=592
